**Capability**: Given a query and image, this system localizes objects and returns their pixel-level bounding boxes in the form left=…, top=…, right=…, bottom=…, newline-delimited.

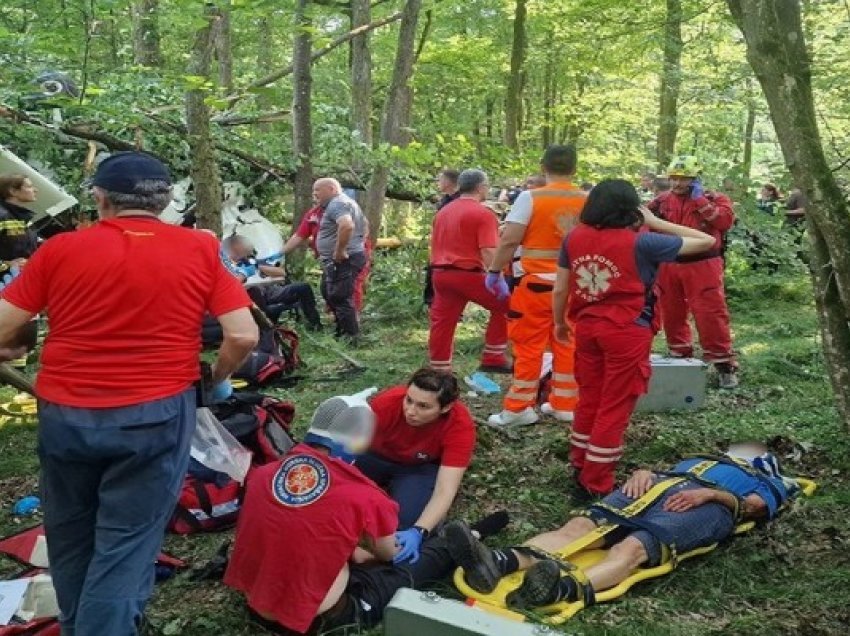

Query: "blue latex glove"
left=0, top=265, right=21, bottom=291
left=690, top=178, right=705, bottom=201
left=393, top=528, right=424, bottom=564
left=211, top=380, right=233, bottom=403
left=484, top=271, right=510, bottom=300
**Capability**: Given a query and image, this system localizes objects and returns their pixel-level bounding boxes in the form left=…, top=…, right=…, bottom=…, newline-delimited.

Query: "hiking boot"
left=445, top=521, right=502, bottom=595
left=506, top=560, right=565, bottom=610
left=715, top=363, right=739, bottom=390
left=540, top=402, right=574, bottom=423
left=487, top=407, right=539, bottom=428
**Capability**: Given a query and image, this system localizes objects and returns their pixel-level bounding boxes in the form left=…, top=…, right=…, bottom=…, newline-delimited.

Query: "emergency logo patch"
left=272, top=454, right=331, bottom=507
left=573, top=254, right=622, bottom=302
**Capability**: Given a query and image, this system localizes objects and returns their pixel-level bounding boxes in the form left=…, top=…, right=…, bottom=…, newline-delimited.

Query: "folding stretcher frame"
left=454, top=476, right=817, bottom=625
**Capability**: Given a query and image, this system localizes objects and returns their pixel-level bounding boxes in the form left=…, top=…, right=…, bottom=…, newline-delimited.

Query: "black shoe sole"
left=478, top=365, right=514, bottom=375
left=506, top=560, right=563, bottom=610
left=445, top=521, right=501, bottom=595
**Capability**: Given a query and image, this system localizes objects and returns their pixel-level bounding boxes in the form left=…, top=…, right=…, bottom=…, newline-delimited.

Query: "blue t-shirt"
left=559, top=231, right=682, bottom=326
left=671, top=458, right=788, bottom=519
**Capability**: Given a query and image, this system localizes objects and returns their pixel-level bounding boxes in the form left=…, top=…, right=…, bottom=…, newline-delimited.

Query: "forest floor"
left=1, top=250, right=848, bottom=635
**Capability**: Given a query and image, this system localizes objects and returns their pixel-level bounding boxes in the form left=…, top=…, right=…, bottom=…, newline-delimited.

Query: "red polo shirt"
left=1, top=217, right=251, bottom=408
left=224, top=444, right=398, bottom=634
left=430, top=198, right=499, bottom=271
left=368, top=386, right=476, bottom=468
left=295, top=206, right=323, bottom=258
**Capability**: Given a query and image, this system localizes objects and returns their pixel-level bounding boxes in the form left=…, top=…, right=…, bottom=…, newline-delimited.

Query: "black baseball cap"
left=91, top=152, right=172, bottom=194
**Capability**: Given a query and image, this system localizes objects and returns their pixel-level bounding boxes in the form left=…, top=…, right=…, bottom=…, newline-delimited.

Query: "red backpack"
left=168, top=393, right=296, bottom=535
left=0, top=526, right=184, bottom=634
left=234, top=327, right=301, bottom=388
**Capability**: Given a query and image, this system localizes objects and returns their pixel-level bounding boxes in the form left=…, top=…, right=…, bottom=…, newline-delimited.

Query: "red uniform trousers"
left=504, top=278, right=578, bottom=413
left=428, top=269, right=509, bottom=372
left=657, top=257, right=735, bottom=365
left=570, top=317, right=653, bottom=495
left=353, top=252, right=370, bottom=313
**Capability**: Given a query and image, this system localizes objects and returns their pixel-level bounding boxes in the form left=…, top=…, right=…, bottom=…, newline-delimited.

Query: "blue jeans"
left=37, top=390, right=196, bottom=636
left=589, top=481, right=735, bottom=566
left=356, top=452, right=439, bottom=529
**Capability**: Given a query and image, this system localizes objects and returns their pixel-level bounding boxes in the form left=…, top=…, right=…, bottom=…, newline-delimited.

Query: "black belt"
left=676, top=250, right=722, bottom=264
left=429, top=264, right=484, bottom=273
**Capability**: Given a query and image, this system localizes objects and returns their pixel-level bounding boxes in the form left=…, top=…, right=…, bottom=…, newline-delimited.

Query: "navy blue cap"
left=92, top=152, right=172, bottom=194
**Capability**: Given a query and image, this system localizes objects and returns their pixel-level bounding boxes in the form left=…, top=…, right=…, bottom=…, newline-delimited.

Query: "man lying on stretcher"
left=446, top=448, right=799, bottom=610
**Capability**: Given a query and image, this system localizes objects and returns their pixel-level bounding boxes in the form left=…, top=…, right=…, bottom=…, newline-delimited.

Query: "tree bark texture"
left=215, top=0, right=234, bottom=91
left=504, top=0, right=527, bottom=149
left=291, top=0, right=315, bottom=229
left=727, top=0, right=850, bottom=426
left=131, top=0, right=162, bottom=67
left=657, top=0, right=683, bottom=170
left=185, top=4, right=223, bottom=234
left=350, top=0, right=373, bottom=152
left=363, top=0, right=422, bottom=233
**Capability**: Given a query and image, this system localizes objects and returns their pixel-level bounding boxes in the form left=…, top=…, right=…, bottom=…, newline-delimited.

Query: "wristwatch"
left=413, top=525, right=430, bottom=539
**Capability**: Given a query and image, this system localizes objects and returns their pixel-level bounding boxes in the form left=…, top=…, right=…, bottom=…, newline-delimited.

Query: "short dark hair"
left=0, top=175, right=29, bottom=200
left=439, top=169, right=460, bottom=184
left=579, top=178, right=643, bottom=229
left=541, top=145, right=577, bottom=176
left=456, top=169, right=488, bottom=195
left=408, top=368, right=460, bottom=408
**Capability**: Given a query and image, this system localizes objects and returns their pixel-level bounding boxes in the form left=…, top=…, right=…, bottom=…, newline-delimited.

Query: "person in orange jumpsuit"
left=647, top=156, right=739, bottom=389
left=484, top=145, right=586, bottom=427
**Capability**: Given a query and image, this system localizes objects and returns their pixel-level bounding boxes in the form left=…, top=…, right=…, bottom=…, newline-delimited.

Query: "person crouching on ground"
left=358, top=369, right=475, bottom=563
left=224, top=394, right=470, bottom=635
left=552, top=179, right=715, bottom=497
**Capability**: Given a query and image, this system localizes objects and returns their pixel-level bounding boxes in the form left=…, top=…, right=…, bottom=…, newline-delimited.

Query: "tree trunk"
left=350, top=0, right=373, bottom=158
left=657, top=0, right=683, bottom=170
left=185, top=4, right=222, bottom=234
left=291, top=0, right=314, bottom=230
left=727, top=0, right=850, bottom=427
left=215, top=0, right=234, bottom=92
left=363, top=0, right=422, bottom=233
left=742, top=83, right=756, bottom=182
left=504, top=0, right=527, bottom=150
left=542, top=47, right=555, bottom=148
left=131, top=0, right=162, bottom=67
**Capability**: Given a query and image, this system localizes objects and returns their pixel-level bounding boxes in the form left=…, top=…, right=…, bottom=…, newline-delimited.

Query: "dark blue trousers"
left=356, top=452, right=439, bottom=529
left=37, top=389, right=196, bottom=636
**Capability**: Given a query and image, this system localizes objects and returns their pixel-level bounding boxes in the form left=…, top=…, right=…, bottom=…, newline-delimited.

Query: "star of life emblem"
left=576, top=261, right=613, bottom=297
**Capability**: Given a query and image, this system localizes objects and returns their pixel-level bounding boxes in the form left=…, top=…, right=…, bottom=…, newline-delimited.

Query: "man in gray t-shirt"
left=312, top=178, right=368, bottom=339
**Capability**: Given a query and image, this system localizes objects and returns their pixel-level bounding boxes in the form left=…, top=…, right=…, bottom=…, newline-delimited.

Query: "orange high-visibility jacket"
left=519, top=182, right=586, bottom=277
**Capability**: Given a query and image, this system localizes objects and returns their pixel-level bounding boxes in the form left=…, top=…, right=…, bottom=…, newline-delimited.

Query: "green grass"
left=1, top=251, right=848, bottom=635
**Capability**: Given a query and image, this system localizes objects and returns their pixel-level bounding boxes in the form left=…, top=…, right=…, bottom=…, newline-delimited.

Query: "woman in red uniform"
left=552, top=179, right=715, bottom=497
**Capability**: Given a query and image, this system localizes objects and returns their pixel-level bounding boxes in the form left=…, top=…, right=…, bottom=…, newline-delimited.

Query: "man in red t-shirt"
left=358, top=369, right=475, bottom=562
left=0, top=152, right=258, bottom=636
left=428, top=169, right=510, bottom=373
left=283, top=201, right=372, bottom=314
left=225, top=393, right=464, bottom=634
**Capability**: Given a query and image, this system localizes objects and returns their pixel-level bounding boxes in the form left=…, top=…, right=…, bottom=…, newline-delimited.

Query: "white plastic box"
left=635, top=356, right=708, bottom=412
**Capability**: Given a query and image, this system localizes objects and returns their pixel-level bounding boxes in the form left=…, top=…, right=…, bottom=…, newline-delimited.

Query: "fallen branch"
left=0, top=105, right=138, bottom=151
left=301, top=331, right=368, bottom=371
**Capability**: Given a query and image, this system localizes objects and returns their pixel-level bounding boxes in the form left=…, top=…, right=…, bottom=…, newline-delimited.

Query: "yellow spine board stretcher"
left=454, top=468, right=817, bottom=626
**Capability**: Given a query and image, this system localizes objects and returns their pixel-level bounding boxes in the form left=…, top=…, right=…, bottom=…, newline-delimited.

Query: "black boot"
left=444, top=521, right=502, bottom=594
left=506, top=560, right=570, bottom=610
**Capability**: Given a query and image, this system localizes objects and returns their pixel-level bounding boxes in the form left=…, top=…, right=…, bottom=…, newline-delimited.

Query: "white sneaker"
left=487, top=407, right=539, bottom=428
left=540, top=402, right=574, bottom=422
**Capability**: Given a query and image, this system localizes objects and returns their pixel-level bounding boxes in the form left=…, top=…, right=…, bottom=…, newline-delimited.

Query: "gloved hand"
left=393, top=527, right=424, bottom=564
left=0, top=264, right=21, bottom=291
left=690, top=178, right=705, bottom=201
left=485, top=271, right=510, bottom=300
left=211, top=380, right=233, bottom=403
